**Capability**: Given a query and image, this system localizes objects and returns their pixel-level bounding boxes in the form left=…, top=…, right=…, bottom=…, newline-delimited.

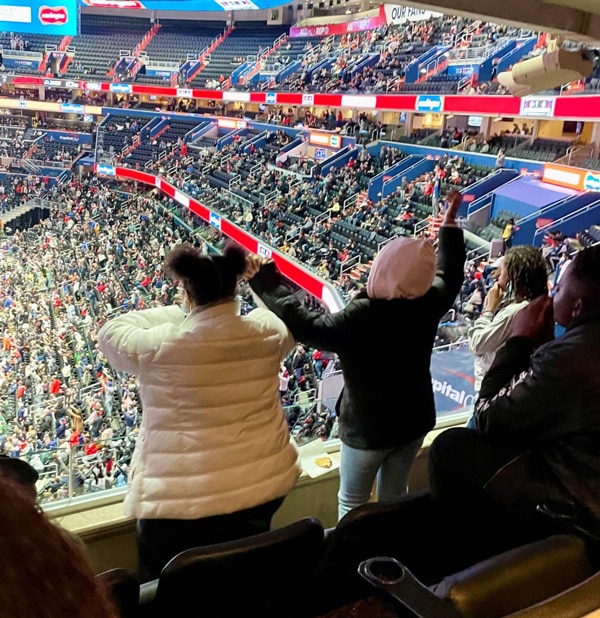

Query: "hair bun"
left=223, top=243, right=246, bottom=276
left=164, top=243, right=202, bottom=279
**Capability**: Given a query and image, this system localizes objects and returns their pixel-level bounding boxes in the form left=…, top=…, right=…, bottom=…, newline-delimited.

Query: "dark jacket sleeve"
left=474, top=336, right=564, bottom=446
left=428, top=226, right=466, bottom=318
left=249, top=262, right=354, bottom=351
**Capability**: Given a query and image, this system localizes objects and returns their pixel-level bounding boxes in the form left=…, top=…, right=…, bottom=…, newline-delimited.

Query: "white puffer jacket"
left=97, top=302, right=300, bottom=520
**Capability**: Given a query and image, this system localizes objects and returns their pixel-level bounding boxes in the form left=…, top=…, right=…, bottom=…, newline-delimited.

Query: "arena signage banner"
left=430, top=346, right=476, bottom=415
left=79, top=0, right=289, bottom=10
left=289, top=7, right=386, bottom=38
left=520, top=96, right=556, bottom=118
left=0, top=0, right=79, bottom=35
left=44, top=129, right=93, bottom=144
left=384, top=4, right=443, bottom=25
left=2, top=58, right=39, bottom=71
left=542, top=162, right=600, bottom=192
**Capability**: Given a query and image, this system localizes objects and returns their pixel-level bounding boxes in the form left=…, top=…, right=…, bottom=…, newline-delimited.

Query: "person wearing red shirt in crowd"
left=69, top=430, right=82, bottom=447
left=49, top=375, right=61, bottom=395
left=16, top=381, right=27, bottom=400
left=84, top=442, right=98, bottom=456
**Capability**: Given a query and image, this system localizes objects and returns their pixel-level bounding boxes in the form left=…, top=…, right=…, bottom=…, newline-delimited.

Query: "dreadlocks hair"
left=503, top=245, right=548, bottom=302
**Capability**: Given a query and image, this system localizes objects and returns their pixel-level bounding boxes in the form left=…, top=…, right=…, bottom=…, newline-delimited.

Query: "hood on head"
left=366, top=237, right=436, bottom=300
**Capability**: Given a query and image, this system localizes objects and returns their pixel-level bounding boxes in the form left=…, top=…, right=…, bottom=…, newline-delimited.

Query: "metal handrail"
left=377, top=234, right=398, bottom=252
left=413, top=218, right=430, bottom=237
left=340, top=253, right=360, bottom=277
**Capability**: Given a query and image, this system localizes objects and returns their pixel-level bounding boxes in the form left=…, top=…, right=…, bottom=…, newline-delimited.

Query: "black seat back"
left=152, top=517, right=324, bottom=618
left=96, top=568, right=140, bottom=618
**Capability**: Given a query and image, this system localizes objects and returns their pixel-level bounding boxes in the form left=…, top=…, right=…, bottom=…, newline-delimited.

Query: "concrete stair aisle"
left=0, top=199, right=45, bottom=225
left=427, top=214, right=444, bottom=238
left=107, top=22, right=161, bottom=78
left=347, top=260, right=373, bottom=282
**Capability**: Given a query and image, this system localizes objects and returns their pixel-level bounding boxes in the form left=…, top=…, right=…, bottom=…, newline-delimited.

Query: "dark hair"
left=571, top=245, right=600, bottom=290
left=164, top=243, right=246, bottom=306
left=0, top=455, right=39, bottom=490
left=0, top=479, right=118, bottom=618
left=503, top=245, right=548, bottom=302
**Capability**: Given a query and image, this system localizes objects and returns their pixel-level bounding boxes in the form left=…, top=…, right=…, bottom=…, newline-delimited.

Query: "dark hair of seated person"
left=571, top=244, right=600, bottom=299
left=164, top=243, right=246, bottom=306
left=0, top=478, right=118, bottom=618
left=0, top=455, right=39, bottom=501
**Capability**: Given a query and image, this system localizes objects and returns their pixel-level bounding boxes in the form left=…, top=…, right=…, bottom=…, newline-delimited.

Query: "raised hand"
left=443, top=189, right=462, bottom=226
left=511, top=294, right=555, bottom=347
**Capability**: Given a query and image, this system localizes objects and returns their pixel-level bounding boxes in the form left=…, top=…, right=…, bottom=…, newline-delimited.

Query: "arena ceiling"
left=381, top=0, right=600, bottom=44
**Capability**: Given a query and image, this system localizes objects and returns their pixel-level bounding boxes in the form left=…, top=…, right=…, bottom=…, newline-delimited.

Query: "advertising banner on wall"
left=44, top=130, right=93, bottom=144
left=384, top=4, right=443, bottom=25
left=0, top=0, right=79, bottom=36
left=542, top=163, right=600, bottom=192
left=289, top=6, right=386, bottom=37
left=80, top=0, right=289, bottom=10
left=2, top=58, right=40, bottom=71
left=430, top=345, right=476, bottom=416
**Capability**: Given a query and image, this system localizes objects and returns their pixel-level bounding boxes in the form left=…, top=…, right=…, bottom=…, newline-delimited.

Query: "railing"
left=229, top=173, right=241, bottom=188
left=466, top=242, right=492, bottom=260
left=31, top=158, right=65, bottom=171
left=457, top=73, right=474, bottom=93
left=413, top=218, right=430, bottom=238
left=343, top=193, right=359, bottom=212
left=260, top=188, right=279, bottom=206
left=340, top=253, right=360, bottom=278
left=377, top=234, right=398, bottom=253
left=417, top=54, right=449, bottom=83
left=386, top=76, right=401, bottom=92
left=448, top=39, right=508, bottom=62
left=315, top=209, right=330, bottom=226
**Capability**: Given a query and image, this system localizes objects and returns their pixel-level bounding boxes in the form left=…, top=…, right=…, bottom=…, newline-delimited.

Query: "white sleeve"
left=97, top=306, right=184, bottom=375
left=468, top=303, right=526, bottom=356
left=250, top=307, right=296, bottom=361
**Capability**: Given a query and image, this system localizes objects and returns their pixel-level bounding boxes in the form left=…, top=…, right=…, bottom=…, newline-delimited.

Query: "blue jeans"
left=338, top=437, right=425, bottom=521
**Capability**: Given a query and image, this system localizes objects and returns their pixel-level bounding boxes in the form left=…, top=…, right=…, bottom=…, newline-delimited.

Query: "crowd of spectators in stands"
left=0, top=167, right=346, bottom=503
left=0, top=178, right=186, bottom=501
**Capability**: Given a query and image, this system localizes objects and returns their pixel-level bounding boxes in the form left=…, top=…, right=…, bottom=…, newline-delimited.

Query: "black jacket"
left=475, top=312, right=600, bottom=522
left=249, top=226, right=465, bottom=450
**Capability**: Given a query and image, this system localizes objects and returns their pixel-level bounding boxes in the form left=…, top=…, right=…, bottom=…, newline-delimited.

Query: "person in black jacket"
left=246, top=190, right=465, bottom=520
left=429, top=244, right=600, bottom=539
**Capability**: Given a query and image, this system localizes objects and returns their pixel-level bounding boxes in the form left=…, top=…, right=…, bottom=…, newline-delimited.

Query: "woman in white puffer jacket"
left=98, top=243, right=300, bottom=579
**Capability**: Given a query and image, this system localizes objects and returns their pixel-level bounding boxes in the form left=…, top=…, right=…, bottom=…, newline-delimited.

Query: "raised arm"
left=429, top=190, right=466, bottom=317
left=97, top=305, right=184, bottom=375
left=248, top=262, right=354, bottom=352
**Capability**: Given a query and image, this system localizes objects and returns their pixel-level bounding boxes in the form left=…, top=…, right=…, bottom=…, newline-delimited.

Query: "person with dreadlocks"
left=427, top=244, right=600, bottom=554
left=468, top=246, right=548, bottom=395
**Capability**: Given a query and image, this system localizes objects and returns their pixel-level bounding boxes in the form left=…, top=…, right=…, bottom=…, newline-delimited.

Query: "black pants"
left=428, top=427, right=523, bottom=513
left=137, top=497, right=284, bottom=581
left=424, top=428, right=557, bottom=575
